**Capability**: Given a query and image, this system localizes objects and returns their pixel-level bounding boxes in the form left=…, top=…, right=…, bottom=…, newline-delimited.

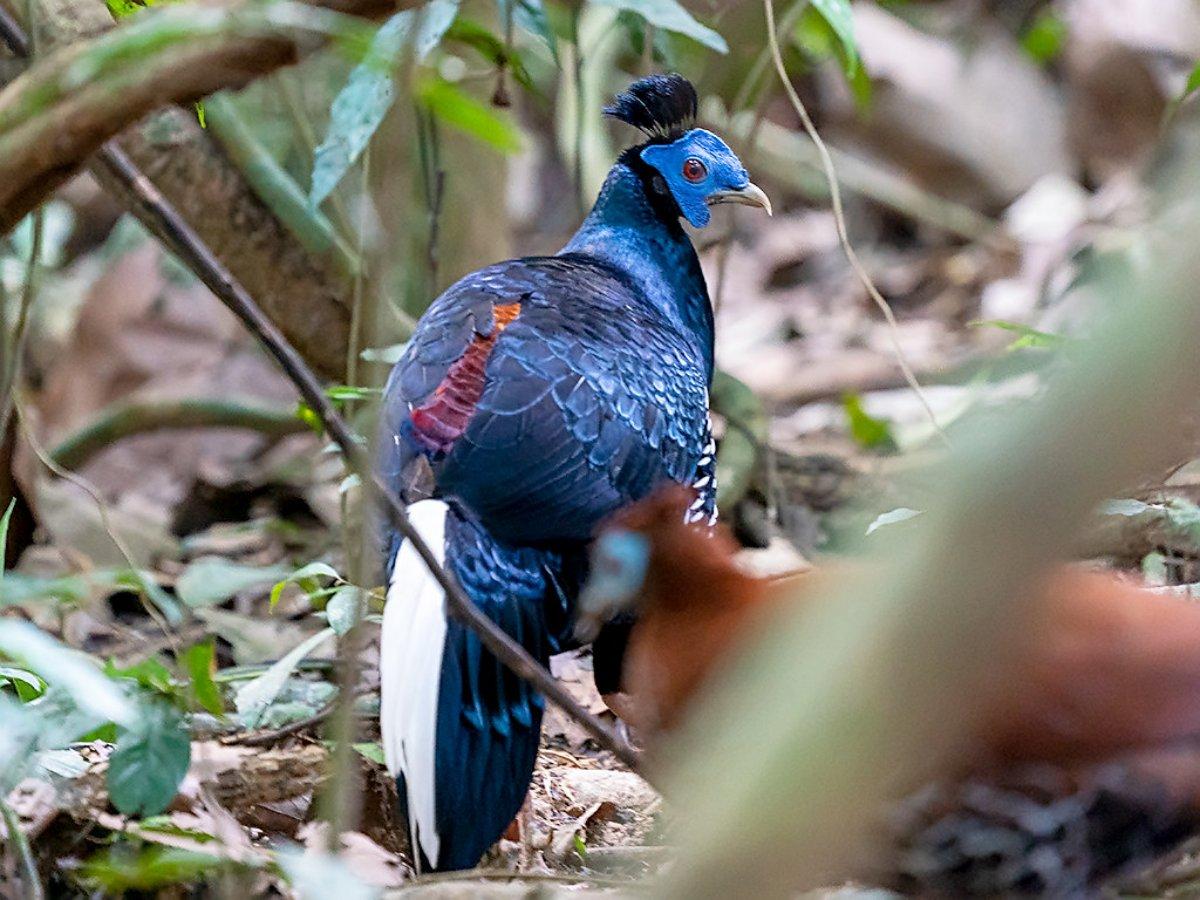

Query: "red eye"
left=682, top=157, right=707, bottom=183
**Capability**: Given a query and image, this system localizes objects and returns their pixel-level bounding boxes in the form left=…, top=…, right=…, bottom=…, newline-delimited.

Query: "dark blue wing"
left=381, top=255, right=711, bottom=545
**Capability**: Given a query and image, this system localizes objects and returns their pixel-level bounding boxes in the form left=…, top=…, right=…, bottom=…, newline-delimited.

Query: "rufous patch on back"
left=410, top=303, right=521, bottom=453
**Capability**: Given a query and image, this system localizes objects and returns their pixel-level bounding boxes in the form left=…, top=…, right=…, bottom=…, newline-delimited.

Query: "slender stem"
left=0, top=206, right=43, bottom=453
left=0, top=795, right=43, bottom=900
left=764, top=0, right=949, bottom=448
left=49, top=398, right=306, bottom=470
left=570, top=5, right=584, bottom=215
left=345, top=150, right=370, bottom=396
left=16, top=392, right=183, bottom=632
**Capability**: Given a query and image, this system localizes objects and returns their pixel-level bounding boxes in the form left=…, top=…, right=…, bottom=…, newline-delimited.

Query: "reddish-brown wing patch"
left=410, top=303, right=521, bottom=453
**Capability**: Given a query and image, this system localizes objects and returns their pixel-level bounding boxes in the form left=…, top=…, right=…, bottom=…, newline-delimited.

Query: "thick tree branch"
left=0, top=0, right=392, bottom=232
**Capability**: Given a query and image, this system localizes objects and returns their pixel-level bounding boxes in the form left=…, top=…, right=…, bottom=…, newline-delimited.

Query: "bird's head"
left=605, top=74, right=772, bottom=229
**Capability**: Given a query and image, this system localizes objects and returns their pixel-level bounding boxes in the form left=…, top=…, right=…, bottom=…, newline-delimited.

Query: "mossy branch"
left=0, top=0, right=400, bottom=233
left=48, top=398, right=308, bottom=470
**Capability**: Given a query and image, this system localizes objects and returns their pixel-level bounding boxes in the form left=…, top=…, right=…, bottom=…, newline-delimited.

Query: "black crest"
left=604, top=73, right=697, bottom=140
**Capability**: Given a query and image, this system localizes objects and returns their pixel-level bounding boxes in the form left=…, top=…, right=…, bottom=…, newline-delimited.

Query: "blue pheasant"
left=376, top=73, right=770, bottom=872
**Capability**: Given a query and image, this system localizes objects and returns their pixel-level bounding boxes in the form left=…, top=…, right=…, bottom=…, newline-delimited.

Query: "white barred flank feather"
left=380, top=500, right=449, bottom=869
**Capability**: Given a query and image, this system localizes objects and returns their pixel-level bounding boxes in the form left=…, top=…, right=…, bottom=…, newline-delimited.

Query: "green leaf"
left=104, top=0, right=145, bottom=18
left=326, top=586, right=364, bottom=635
left=294, top=401, right=324, bottom=435
left=310, top=1, right=460, bottom=208
left=809, top=0, right=857, bottom=74
left=495, top=0, right=556, bottom=60
left=234, top=628, right=336, bottom=727
left=0, top=666, right=45, bottom=701
left=841, top=394, right=897, bottom=452
left=180, top=640, right=224, bottom=716
left=269, top=561, right=341, bottom=610
left=0, top=497, right=14, bottom=589
left=352, top=741, right=386, bottom=765
left=445, top=17, right=536, bottom=92
left=82, top=845, right=222, bottom=892
left=1021, top=11, right=1066, bottom=66
left=175, top=557, right=292, bottom=608
left=325, top=384, right=382, bottom=402
left=107, top=702, right=191, bottom=817
left=415, top=78, right=523, bottom=153
left=0, top=620, right=138, bottom=726
left=105, top=656, right=175, bottom=696
left=590, top=0, right=726, bottom=53
left=971, top=319, right=1068, bottom=351
left=1186, top=63, right=1200, bottom=102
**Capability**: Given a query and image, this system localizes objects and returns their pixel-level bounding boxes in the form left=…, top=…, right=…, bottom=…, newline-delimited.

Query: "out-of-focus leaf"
left=842, top=394, right=897, bottom=452
left=794, top=7, right=868, bottom=109
left=107, top=701, right=191, bottom=817
left=310, top=1, right=460, bottom=207
left=809, top=0, right=856, bottom=73
left=1165, top=498, right=1200, bottom=545
left=181, top=640, right=224, bottom=715
left=0, top=621, right=137, bottom=726
left=866, top=507, right=923, bottom=536
left=326, top=586, right=364, bottom=635
left=234, top=628, right=335, bottom=727
left=496, top=0, right=556, bottom=59
left=0, top=567, right=162, bottom=608
left=0, top=666, right=44, bottom=701
left=0, top=693, right=41, bottom=790
left=1101, top=498, right=1158, bottom=517
left=360, top=342, right=407, bottom=364
left=0, top=498, right=15, bottom=586
left=105, top=656, right=175, bottom=696
left=353, top=741, right=386, bottom=764
left=1021, top=11, right=1066, bottom=65
left=416, top=78, right=523, bottom=152
left=81, top=845, right=222, bottom=892
left=972, top=319, right=1068, bottom=351
left=175, top=557, right=292, bottom=608
left=589, top=0, right=726, bottom=53
left=279, top=848, right=380, bottom=900
left=1185, top=63, right=1200, bottom=102
left=445, top=17, right=535, bottom=92
left=270, top=561, right=341, bottom=609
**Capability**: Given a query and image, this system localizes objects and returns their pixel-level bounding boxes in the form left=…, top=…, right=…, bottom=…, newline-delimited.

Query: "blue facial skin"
left=640, top=129, right=752, bottom=229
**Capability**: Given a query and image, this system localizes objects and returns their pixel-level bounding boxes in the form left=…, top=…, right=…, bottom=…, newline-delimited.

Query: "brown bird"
left=578, top=487, right=1200, bottom=896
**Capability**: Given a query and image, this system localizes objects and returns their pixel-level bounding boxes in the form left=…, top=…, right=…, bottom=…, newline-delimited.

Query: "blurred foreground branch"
left=658, top=155, right=1200, bottom=895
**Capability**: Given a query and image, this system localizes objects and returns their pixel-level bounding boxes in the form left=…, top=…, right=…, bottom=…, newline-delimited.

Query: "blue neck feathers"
left=560, top=162, right=714, bottom=380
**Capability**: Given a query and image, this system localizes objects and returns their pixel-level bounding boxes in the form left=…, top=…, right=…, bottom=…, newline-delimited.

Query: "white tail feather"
left=380, top=499, right=448, bottom=869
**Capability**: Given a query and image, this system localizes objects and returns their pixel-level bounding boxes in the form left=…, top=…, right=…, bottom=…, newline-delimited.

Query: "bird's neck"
left=561, top=162, right=714, bottom=379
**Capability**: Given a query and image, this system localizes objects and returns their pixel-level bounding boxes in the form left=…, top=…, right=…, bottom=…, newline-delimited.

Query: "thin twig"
left=0, top=205, right=42, bottom=447
left=0, top=794, right=43, bottom=900
left=763, top=0, right=949, bottom=448
left=15, top=393, right=182, bottom=634
left=0, top=15, right=639, bottom=773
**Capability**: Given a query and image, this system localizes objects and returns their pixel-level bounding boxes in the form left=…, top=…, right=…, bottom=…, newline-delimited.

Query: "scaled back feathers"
left=604, top=73, right=698, bottom=140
